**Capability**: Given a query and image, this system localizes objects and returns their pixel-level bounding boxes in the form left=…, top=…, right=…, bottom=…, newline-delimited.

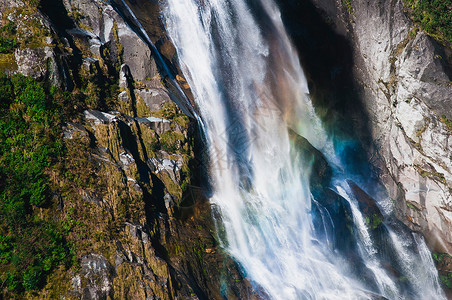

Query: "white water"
left=162, top=0, right=445, bottom=299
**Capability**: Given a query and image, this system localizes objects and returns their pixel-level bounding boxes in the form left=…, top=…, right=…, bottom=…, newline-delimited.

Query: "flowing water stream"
left=162, top=0, right=445, bottom=298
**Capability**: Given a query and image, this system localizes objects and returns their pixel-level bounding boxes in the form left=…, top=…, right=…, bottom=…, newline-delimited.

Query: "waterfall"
left=162, top=0, right=445, bottom=299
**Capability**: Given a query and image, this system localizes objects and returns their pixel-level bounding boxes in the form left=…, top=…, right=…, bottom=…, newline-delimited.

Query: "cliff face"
left=301, top=0, right=452, bottom=255
left=0, top=0, right=257, bottom=298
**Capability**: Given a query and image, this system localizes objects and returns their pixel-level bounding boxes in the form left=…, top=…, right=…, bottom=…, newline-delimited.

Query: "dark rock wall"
left=289, top=0, right=452, bottom=254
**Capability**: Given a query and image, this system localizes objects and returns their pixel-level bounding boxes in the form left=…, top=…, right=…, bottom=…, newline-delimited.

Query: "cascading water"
left=162, top=0, right=446, bottom=299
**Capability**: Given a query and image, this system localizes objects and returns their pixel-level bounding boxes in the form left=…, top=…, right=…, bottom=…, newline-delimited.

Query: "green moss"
left=406, top=202, right=419, bottom=210
left=77, top=56, right=120, bottom=111
left=433, top=252, right=452, bottom=262
left=135, top=94, right=152, bottom=117
left=68, top=5, right=84, bottom=22
left=416, top=167, right=447, bottom=184
left=409, top=26, right=419, bottom=38
left=365, top=213, right=383, bottom=230
left=0, top=54, right=18, bottom=73
left=151, top=102, right=189, bottom=127
left=113, top=263, right=149, bottom=299
left=138, top=124, right=158, bottom=158
left=112, top=21, right=123, bottom=65
left=160, top=172, right=182, bottom=199
left=441, top=114, right=452, bottom=132
left=172, top=241, right=185, bottom=257
left=440, top=273, right=452, bottom=289
left=158, top=130, right=184, bottom=153
left=10, top=5, right=49, bottom=49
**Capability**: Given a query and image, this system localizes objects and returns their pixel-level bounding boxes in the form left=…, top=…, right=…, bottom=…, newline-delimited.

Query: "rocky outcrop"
left=305, top=0, right=452, bottom=253
left=71, top=254, right=114, bottom=299
left=57, top=0, right=258, bottom=297
left=61, top=107, right=255, bottom=299
left=60, top=0, right=158, bottom=82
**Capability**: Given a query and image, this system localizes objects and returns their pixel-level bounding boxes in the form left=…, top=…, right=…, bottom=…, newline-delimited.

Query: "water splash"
left=162, top=0, right=445, bottom=298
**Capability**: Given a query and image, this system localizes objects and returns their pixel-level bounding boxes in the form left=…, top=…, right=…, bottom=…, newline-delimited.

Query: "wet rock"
left=289, top=128, right=332, bottom=188
left=309, top=0, right=452, bottom=253
left=347, top=180, right=384, bottom=229
left=313, top=188, right=356, bottom=251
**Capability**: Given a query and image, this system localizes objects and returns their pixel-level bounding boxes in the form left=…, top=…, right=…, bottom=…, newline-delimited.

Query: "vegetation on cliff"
left=0, top=1, right=191, bottom=296
left=0, top=38, right=122, bottom=295
left=0, top=73, right=74, bottom=294
left=0, top=22, right=17, bottom=53
left=0, top=72, right=146, bottom=297
left=405, top=0, right=452, bottom=44
left=0, top=0, right=268, bottom=298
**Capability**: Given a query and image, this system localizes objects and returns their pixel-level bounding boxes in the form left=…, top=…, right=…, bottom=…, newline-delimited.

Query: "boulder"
left=135, top=116, right=171, bottom=135
left=84, top=110, right=119, bottom=125
left=136, top=88, right=171, bottom=111
left=14, top=47, right=52, bottom=80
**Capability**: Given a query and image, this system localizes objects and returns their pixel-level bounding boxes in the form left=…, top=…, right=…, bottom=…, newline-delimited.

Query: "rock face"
left=66, top=108, right=254, bottom=299
left=60, top=0, right=158, bottom=82
left=0, top=0, right=260, bottom=299
left=306, top=0, right=452, bottom=253
left=71, top=254, right=113, bottom=299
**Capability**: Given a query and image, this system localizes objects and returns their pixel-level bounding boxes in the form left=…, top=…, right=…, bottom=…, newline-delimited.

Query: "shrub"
left=22, top=266, right=43, bottom=291
left=160, top=131, right=184, bottom=152
left=17, top=81, right=47, bottom=111
left=0, top=22, right=17, bottom=53
left=0, top=73, right=73, bottom=293
left=405, top=0, right=452, bottom=44
left=0, top=73, right=13, bottom=108
left=0, top=37, right=17, bottom=53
